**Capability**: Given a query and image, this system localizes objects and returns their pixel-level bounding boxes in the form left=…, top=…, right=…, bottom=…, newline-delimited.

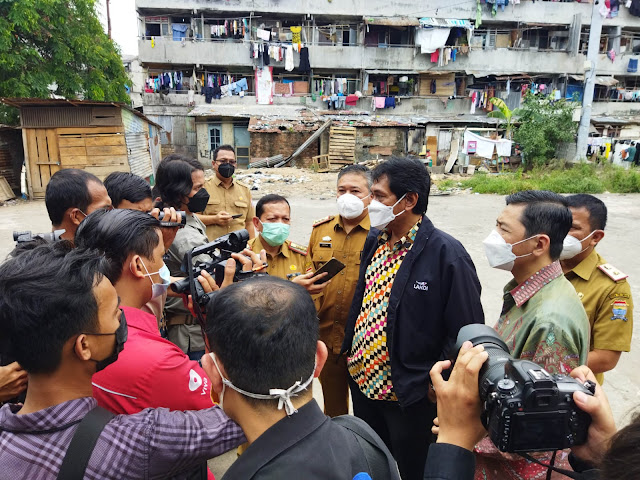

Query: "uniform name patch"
left=414, top=281, right=429, bottom=291
left=611, top=300, right=629, bottom=321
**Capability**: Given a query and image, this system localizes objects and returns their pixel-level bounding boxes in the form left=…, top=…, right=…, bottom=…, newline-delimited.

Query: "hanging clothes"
left=374, top=97, right=386, bottom=109
left=298, top=47, right=311, bottom=73
left=285, top=45, right=294, bottom=71
left=430, top=50, right=439, bottom=63
left=384, top=97, right=396, bottom=109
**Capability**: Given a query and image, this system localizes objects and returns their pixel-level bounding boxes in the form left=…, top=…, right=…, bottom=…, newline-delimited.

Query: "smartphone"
left=231, top=213, right=243, bottom=219
left=313, top=258, right=346, bottom=285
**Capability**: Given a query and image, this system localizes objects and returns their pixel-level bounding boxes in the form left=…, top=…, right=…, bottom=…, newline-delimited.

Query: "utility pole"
left=106, top=0, right=112, bottom=39
left=575, top=0, right=603, bottom=162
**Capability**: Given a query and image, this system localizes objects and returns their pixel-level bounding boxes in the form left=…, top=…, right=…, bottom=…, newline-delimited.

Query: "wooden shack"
left=0, top=98, right=162, bottom=199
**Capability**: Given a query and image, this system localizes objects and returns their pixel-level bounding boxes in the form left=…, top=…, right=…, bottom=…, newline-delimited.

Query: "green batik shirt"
left=494, top=261, right=589, bottom=374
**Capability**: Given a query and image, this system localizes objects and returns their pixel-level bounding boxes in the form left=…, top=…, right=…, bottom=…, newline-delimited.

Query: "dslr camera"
left=171, top=229, right=267, bottom=306
left=13, top=229, right=65, bottom=245
left=454, top=324, right=595, bottom=453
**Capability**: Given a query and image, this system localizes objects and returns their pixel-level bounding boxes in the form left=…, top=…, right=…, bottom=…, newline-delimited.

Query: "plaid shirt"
left=0, top=397, right=244, bottom=479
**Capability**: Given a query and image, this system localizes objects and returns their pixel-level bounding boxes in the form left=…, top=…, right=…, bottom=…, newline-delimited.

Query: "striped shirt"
left=0, top=397, right=244, bottom=479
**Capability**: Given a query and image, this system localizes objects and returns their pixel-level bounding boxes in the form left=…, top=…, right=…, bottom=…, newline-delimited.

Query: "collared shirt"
left=348, top=219, right=422, bottom=401
left=221, top=399, right=400, bottom=480
left=202, top=176, right=254, bottom=241
left=565, top=250, right=633, bottom=384
left=308, top=214, right=370, bottom=353
left=495, top=261, right=589, bottom=374
left=92, top=306, right=214, bottom=414
left=0, top=397, right=244, bottom=479
left=247, top=236, right=311, bottom=279
left=164, top=213, right=212, bottom=353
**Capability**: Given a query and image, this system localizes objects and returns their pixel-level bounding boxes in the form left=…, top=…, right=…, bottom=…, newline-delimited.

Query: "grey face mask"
left=210, top=352, right=315, bottom=415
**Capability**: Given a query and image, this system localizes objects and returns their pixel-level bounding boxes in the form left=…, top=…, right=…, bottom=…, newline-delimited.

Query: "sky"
left=96, top=0, right=139, bottom=57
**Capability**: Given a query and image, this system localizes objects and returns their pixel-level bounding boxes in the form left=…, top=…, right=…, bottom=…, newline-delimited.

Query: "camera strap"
left=185, top=249, right=208, bottom=346
left=519, top=452, right=586, bottom=479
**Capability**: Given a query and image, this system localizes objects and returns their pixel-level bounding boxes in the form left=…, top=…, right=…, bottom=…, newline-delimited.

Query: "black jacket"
left=342, top=216, right=485, bottom=407
left=221, top=400, right=400, bottom=480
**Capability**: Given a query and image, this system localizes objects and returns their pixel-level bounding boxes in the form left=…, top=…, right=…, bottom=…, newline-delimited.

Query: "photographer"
left=104, top=171, right=153, bottom=212
left=154, top=155, right=227, bottom=361
left=0, top=243, right=245, bottom=478
left=428, top=349, right=620, bottom=480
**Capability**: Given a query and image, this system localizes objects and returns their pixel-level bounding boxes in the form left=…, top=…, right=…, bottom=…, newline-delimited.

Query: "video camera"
left=453, top=324, right=595, bottom=453
left=157, top=210, right=186, bottom=228
left=13, top=230, right=65, bottom=245
left=171, top=229, right=267, bottom=307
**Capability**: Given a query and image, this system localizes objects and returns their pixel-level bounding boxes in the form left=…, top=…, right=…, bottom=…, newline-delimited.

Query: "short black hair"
left=566, top=194, right=607, bottom=231
left=0, top=243, right=109, bottom=374
left=75, top=209, right=161, bottom=284
left=104, top=172, right=152, bottom=208
left=256, top=194, right=290, bottom=219
left=213, top=144, right=236, bottom=162
left=372, top=156, right=431, bottom=214
left=45, top=169, right=102, bottom=226
left=155, top=155, right=204, bottom=209
left=205, top=276, right=318, bottom=409
left=506, top=190, right=572, bottom=260
left=601, top=412, right=640, bottom=480
left=338, top=164, right=372, bottom=189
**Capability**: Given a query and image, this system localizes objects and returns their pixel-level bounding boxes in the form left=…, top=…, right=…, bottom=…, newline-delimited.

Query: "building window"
left=209, top=124, right=222, bottom=154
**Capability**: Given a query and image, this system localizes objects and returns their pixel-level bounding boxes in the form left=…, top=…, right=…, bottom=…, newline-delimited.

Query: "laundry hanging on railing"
left=463, top=130, right=512, bottom=159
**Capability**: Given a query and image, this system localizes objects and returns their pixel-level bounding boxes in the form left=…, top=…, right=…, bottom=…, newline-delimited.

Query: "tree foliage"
left=0, top=0, right=130, bottom=124
left=513, top=93, right=577, bottom=167
left=487, top=97, right=521, bottom=139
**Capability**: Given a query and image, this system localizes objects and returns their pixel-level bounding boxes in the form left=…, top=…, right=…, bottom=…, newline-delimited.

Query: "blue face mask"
left=140, top=259, right=171, bottom=298
left=259, top=220, right=290, bottom=247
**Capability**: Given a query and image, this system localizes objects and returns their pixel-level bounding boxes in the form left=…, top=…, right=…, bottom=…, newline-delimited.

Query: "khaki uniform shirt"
left=308, top=215, right=370, bottom=354
left=565, top=250, right=634, bottom=384
left=164, top=214, right=212, bottom=354
left=202, top=177, right=255, bottom=241
left=248, top=236, right=312, bottom=280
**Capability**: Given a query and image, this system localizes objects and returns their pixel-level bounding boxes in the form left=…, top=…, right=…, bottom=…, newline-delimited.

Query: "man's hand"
left=0, top=362, right=28, bottom=402
left=149, top=207, right=182, bottom=250
left=570, top=365, right=617, bottom=464
left=214, top=211, right=232, bottom=227
left=232, top=248, right=268, bottom=274
left=291, top=271, right=330, bottom=294
left=429, top=341, right=488, bottom=451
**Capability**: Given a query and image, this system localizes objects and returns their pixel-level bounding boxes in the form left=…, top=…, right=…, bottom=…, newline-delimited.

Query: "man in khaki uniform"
left=308, top=165, right=371, bottom=417
left=561, top=194, right=633, bottom=384
left=197, top=145, right=255, bottom=241
left=247, top=194, right=312, bottom=278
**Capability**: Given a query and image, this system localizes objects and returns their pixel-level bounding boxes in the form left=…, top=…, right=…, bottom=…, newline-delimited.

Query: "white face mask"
left=337, top=193, right=368, bottom=220
left=559, top=231, right=596, bottom=260
left=482, top=230, right=538, bottom=271
left=209, top=352, right=316, bottom=416
left=368, top=193, right=407, bottom=230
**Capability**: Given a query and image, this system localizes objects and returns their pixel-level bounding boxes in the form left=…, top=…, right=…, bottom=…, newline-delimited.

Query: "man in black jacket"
left=342, top=156, right=485, bottom=480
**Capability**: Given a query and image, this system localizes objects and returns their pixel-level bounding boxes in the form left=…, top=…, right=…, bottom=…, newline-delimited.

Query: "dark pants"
left=350, top=379, right=436, bottom=480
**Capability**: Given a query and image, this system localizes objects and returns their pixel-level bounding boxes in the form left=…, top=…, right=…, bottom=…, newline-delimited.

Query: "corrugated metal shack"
left=0, top=98, right=162, bottom=199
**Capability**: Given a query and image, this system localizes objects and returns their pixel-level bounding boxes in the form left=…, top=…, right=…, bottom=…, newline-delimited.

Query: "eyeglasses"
left=216, top=160, right=237, bottom=166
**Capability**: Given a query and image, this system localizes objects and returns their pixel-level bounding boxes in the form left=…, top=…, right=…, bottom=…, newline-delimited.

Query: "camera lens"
left=454, top=324, right=513, bottom=401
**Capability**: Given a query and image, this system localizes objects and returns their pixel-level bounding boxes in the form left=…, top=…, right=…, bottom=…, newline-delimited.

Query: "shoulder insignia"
left=312, top=215, right=335, bottom=228
left=289, top=241, right=308, bottom=256
left=235, top=179, right=250, bottom=189
left=598, top=263, right=628, bottom=282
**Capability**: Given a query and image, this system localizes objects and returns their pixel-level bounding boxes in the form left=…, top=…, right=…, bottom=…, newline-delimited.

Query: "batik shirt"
left=495, top=261, right=589, bottom=373
left=348, top=219, right=421, bottom=401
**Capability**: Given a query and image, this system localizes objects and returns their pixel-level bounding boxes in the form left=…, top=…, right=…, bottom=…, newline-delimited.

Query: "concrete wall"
left=135, top=0, right=637, bottom=28
left=250, top=131, right=320, bottom=167
left=355, top=127, right=407, bottom=161
left=195, top=119, right=235, bottom=165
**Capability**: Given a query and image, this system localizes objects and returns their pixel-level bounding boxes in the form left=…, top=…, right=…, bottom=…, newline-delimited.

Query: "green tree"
left=0, top=0, right=130, bottom=124
left=487, top=97, right=521, bottom=139
left=513, top=92, right=577, bottom=167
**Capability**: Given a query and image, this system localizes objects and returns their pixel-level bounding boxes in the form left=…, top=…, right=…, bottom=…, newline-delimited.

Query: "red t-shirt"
left=92, top=306, right=214, bottom=414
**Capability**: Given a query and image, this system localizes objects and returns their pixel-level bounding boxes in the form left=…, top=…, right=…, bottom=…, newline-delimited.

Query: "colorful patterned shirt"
left=0, top=397, right=244, bottom=479
left=348, top=219, right=421, bottom=401
left=494, top=261, right=589, bottom=373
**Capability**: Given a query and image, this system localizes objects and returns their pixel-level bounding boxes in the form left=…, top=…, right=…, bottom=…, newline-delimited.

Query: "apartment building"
left=134, top=0, right=640, bottom=168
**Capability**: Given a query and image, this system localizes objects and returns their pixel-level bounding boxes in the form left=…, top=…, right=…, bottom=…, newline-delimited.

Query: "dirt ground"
left=1, top=171, right=638, bottom=477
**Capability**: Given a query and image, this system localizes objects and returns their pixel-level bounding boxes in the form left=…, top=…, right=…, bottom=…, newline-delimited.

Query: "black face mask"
left=90, top=311, right=128, bottom=372
left=217, top=163, right=235, bottom=179
left=187, top=188, right=210, bottom=213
